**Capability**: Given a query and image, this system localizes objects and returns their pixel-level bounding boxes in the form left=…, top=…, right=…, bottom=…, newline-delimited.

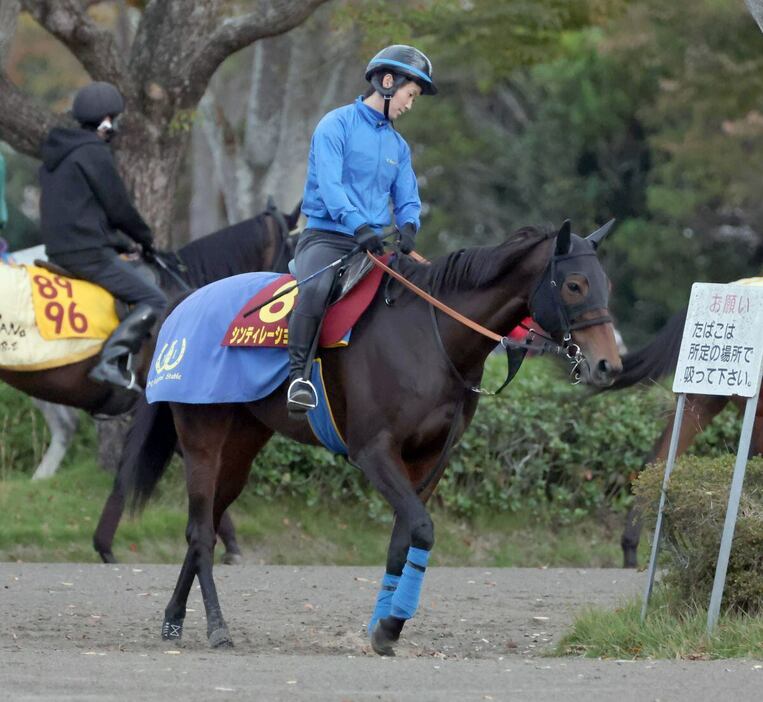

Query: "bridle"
left=525, top=247, right=613, bottom=385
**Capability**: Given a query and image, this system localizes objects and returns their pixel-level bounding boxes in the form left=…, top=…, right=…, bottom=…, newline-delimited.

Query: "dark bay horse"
left=124, top=220, right=621, bottom=655
left=0, top=201, right=299, bottom=562
left=604, top=306, right=763, bottom=567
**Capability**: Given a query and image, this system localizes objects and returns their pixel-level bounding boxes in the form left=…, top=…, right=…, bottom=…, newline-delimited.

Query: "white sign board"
left=673, top=283, right=763, bottom=397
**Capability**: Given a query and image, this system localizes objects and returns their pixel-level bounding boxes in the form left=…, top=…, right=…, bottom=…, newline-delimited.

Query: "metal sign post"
left=640, top=282, right=763, bottom=630
left=640, top=393, right=686, bottom=623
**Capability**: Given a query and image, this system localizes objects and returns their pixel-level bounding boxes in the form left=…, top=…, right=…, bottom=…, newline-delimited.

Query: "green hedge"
left=635, top=455, right=763, bottom=615
left=0, top=357, right=746, bottom=521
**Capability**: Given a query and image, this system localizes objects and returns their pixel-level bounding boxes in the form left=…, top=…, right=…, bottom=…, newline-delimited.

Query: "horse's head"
left=529, top=220, right=622, bottom=387
left=263, top=197, right=302, bottom=272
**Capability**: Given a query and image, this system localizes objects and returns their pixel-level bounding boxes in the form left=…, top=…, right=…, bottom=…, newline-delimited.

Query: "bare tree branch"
left=187, top=0, right=331, bottom=99
left=20, top=0, right=128, bottom=88
left=0, top=0, right=56, bottom=156
left=0, top=73, right=61, bottom=156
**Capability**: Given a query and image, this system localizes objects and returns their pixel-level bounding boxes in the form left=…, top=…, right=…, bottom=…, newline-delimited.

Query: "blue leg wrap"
left=368, top=572, right=400, bottom=636
left=389, top=546, right=430, bottom=620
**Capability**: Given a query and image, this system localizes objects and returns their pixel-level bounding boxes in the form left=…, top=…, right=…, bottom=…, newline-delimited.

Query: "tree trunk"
left=190, top=2, right=363, bottom=236
left=116, top=117, right=191, bottom=248
left=0, top=0, right=21, bottom=66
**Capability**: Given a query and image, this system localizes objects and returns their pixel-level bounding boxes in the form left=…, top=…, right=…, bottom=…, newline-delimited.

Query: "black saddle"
left=287, top=254, right=376, bottom=306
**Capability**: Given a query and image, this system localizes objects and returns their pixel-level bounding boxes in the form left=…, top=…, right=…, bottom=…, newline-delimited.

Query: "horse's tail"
left=118, top=395, right=177, bottom=513
left=607, top=307, right=687, bottom=390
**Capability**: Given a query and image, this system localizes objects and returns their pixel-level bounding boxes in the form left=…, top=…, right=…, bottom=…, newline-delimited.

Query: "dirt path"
left=1, top=564, right=761, bottom=701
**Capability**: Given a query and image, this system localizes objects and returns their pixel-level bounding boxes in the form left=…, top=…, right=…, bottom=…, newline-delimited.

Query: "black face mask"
left=530, top=231, right=611, bottom=338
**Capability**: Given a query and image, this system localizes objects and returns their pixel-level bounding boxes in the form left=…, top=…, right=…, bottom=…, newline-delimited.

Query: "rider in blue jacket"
left=287, top=44, right=437, bottom=414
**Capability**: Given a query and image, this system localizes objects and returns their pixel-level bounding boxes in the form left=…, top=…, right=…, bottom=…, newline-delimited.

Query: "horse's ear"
left=287, top=199, right=303, bottom=231
left=586, top=218, right=616, bottom=250
left=266, top=195, right=276, bottom=212
left=555, top=220, right=572, bottom=255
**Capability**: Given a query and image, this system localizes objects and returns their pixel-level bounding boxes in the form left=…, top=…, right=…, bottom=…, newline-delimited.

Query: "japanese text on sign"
left=673, top=283, right=763, bottom=397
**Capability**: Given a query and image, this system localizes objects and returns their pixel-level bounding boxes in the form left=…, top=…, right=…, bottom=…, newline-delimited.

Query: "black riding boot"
left=287, top=311, right=321, bottom=415
left=88, top=303, right=157, bottom=391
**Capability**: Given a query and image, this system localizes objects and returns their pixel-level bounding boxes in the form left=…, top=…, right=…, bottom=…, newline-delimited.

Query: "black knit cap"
left=72, top=82, right=125, bottom=125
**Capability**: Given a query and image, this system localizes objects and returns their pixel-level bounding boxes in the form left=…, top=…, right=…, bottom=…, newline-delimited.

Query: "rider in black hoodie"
left=39, top=82, right=167, bottom=390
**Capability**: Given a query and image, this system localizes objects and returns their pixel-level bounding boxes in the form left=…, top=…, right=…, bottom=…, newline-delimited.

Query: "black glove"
left=354, top=225, right=384, bottom=255
left=141, top=241, right=157, bottom=260
left=396, top=223, right=416, bottom=255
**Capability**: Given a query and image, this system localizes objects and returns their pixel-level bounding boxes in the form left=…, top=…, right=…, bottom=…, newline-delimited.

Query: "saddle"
left=287, top=253, right=376, bottom=305
left=223, top=254, right=390, bottom=350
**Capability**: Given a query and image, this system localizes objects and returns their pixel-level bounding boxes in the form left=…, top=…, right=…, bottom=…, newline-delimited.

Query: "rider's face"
left=384, top=78, right=422, bottom=120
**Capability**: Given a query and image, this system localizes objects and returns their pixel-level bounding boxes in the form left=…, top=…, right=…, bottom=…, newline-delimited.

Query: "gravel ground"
left=1, top=563, right=761, bottom=701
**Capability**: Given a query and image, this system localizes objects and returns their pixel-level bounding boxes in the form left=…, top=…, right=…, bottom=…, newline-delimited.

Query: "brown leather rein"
left=366, top=251, right=506, bottom=343
left=365, top=251, right=581, bottom=374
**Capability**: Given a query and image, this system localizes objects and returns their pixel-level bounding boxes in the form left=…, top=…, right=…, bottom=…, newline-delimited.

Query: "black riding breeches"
left=292, top=230, right=358, bottom=318
left=51, top=248, right=168, bottom=313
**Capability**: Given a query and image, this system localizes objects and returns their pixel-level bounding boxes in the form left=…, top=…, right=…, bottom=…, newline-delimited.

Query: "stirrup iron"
left=287, top=378, right=318, bottom=412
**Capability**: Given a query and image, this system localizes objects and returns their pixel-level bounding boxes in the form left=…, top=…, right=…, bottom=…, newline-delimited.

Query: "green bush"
left=635, top=455, right=763, bottom=615
left=0, top=383, right=50, bottom=478
left=0, top=356, right=746, bottom=524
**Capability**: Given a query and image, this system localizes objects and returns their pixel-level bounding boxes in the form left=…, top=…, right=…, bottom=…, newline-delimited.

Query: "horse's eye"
left=567, top=282, right=581, bottom=293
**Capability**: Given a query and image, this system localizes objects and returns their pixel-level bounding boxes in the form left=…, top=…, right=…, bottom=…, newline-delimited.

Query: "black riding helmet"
left=365, top=44, right=438, bottom=97
left=72, top=82, right=125, bottom=127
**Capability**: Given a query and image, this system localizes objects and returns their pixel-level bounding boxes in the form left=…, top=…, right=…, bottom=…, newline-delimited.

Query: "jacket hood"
left=41, top=127, right=104, bottom=171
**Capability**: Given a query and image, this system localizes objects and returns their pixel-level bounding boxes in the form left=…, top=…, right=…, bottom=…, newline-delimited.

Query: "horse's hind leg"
left=218, top=511, right=243, bottom=565
left=354, top=435, right=434, bottom=656
left=162, top=404, right=234, bottom=646
left=163, top=404, right=270, bottom=648
left=31, top=401, right=79, bottom=480
left=622, top=393, right=728, bottom=567
left=92, top=478, right=125, bottom=563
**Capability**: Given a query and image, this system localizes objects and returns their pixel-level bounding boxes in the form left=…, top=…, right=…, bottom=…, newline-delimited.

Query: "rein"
left=366, top=252, right=587, bottom=393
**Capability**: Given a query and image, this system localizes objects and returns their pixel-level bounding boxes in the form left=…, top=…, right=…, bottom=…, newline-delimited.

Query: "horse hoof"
left=208, top=627, right=234, bottom=649
left=371, top=617, right=404, bottom=657
left=98, top=550, right=118, bottom=564
left=161, top=619, right=184, bottom=642
left=221, top=551, right=243, bottom=566
left=623, top=549, right=639, bottom=569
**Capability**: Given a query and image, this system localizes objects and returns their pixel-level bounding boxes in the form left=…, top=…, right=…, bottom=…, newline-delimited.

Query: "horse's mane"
left=398, top=225, right=554, bottom=295
left=177, top=214, right=276, bottom=286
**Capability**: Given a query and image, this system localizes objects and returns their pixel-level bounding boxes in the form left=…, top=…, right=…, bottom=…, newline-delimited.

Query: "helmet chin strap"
left=371, top=72, right=406, bottom=121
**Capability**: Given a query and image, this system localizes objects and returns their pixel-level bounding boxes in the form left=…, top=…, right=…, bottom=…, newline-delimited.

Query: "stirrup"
left=88, top=353, right=142, bottom=393
left=287, top=378, right=318, bottom=412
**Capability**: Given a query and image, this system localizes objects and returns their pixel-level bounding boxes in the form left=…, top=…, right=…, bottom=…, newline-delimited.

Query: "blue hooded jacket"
left=301, top=97, right=421, bottom=236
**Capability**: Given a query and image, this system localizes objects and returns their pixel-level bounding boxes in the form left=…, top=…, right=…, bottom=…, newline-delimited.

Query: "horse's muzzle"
left=588, top=357, right=621, bottom=387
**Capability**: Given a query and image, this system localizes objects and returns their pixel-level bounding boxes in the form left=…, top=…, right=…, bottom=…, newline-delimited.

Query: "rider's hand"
left=396, top=223, right=416, bottom=255
left=354, top=225, right=384, bottom=255
left=142, top=241, right=157, bottom=259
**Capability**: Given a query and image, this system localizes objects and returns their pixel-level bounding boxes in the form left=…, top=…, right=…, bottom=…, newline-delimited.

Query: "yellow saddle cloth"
left=0, top=264, right=119, bottom=371
left=732, top=276, right=763, bottom=287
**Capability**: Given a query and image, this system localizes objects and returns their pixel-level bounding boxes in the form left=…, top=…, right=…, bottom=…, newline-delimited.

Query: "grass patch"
left=557, top=592, right=763, bottom=659
left=0, top=457, right=644, bottom=566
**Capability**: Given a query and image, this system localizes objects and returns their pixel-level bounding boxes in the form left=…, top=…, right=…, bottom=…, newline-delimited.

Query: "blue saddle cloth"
left=146, top=272, right=348, bottom=455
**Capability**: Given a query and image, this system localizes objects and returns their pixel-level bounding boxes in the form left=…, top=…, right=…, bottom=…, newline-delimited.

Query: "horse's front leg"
left=354, top=434, right=434, bottom=657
